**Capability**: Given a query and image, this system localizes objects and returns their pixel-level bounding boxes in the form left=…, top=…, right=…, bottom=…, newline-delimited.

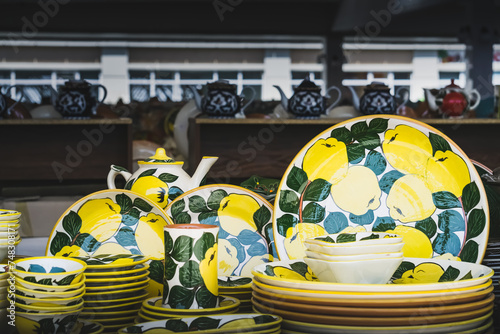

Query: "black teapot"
left=51, top=80, right=107, bottom=118
left=348, top=82, right=408, bottom=115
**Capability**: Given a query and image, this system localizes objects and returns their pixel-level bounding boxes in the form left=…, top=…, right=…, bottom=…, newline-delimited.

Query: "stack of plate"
left=482, top=237, right=500, bottom=303
left=218, top=276, right=253, bottom=313
left=0, top=210, right=22, bottom=263
left=251, top=258, right=495, bottom=334
left=0, top=266, right=9, bottom=328
left=137, top=295, right=241, bottom=322
left=76, top=254, right=151, bottom=333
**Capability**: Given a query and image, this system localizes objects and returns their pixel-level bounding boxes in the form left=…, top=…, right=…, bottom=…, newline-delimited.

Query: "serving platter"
left=273, top=115, right=489, bottom=263
left=165, top=184, right=275, bottom=276
left=45, top=189, right=171, bottom=297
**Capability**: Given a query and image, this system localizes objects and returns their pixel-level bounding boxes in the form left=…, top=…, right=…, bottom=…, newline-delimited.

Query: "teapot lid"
left=364, top=81, right=390, bottom=91
left=206, top=80, right=236, bottom=91
left=139, top=148, right=179, bottom=164
left=63, top=80, right=92, bottom=89
left=293, top=78, right=321, bottom=92
left=444, top=79, right=461, bottom=89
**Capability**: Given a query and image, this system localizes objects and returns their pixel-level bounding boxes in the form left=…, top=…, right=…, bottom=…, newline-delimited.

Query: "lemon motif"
left=131, top=176, right=170, bottom=209
left=435, top=253, right=461, bottom=261
left=382, top=125, right=433, bottom=175
left=386, top=174, right=436, bottom=223
left=393, top=263, right=445, bottom=284
left=218, top=194, right=259, bottom=236
left=284, top=223, right=327, bottom=259
left=135, top=213, right=167, bottom=261
left=331, top=166, right=382, bottom=216
left=240, top=255, right=271, bottom=277
left=200, top=245, right=218, bottom=296
left=273, top=267, right=306, bottom=281
left=78, top=198, right=122, bottom=242
left=15, top=316, right=42, bottom=334
left=55, top=245, right=90, bottom=258
left=302, top=137, right=349, bottom=184
left=425, top=150, right=470, bottom=198
left=387, top=225, right=433, bottom=258
left=218, top=239, right=239, bottom=276
left=92, top=242, right=131, bottom=257
left=147, top=278, right=163, bottom=297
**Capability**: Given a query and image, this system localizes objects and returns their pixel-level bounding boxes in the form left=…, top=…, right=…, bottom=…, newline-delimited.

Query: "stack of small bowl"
left=76, top=254, right=151, bottom=333
left=303, top=232, right=404, bottom=284
left=11, top=256, right=87, bottom=334
left=0, top=210, right=22, bottom=263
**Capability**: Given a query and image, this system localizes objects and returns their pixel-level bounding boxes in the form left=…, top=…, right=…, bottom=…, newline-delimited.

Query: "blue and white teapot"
left=51, top=80, right=107, bottom=118
left=348, top=81, right=408, bottom=115
left=189, top=80, right=255, bottom=118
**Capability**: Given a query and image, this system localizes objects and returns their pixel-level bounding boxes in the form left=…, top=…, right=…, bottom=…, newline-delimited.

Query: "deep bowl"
left=13, top=256, right=87, bottom=285
left=303, top=256, right=404, bottom=284
left=15, top=276, right=85, bottom=292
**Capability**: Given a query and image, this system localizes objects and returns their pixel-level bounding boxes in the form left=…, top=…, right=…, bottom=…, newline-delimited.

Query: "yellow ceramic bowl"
left=15, top=276, right=85, bottom=293
left=14, top=291, right=85, bottom=306
left=13, top=298, right=84, bottom=313
left=16, top=308, right=82, bottom=334
left=0, top=210, right=21, bottom=221
left=0, top=224, right=20, bottom=232
left=13, top=256, right=87, bottom=286
left=15, top=283, right=86, bottom=299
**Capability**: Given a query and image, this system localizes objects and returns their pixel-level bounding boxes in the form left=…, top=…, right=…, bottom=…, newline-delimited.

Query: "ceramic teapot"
left=424, top=79, right=481, bottom=117
left=107, top=148, right=218, bottom=209
left=274, top=78, right=341, bottom=118
left=0, top=85, right=31, bottom=119
left=51, top=80, right=107, bottom=118
left=348, top=82, right=408, bottom=115
left=188, top=80, right=255, bottom=118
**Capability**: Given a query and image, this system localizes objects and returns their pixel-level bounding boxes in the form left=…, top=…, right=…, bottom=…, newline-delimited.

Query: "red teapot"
left=431, top=80, right=481, bottom=117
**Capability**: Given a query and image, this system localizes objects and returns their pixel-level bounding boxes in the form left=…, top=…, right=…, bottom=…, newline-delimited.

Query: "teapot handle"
left=324, top=86, right=342, bottom=113
left=395, top=87, right=410, bottom=106
left=107, top=165, right=132, bottom=189
left=468, top=89, right=481, bottom=110
left=93, top=84, right=108, bottom=103
left=239, top=86, right=256, bottom=113
left=4, top=85, right=26, bottom=113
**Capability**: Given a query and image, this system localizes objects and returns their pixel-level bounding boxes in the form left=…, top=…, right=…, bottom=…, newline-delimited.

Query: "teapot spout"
left=191, top=156, right=219, bottom=187
left=187, top=85, right=203, bottom=110
left=347, top=86, right=360, bottom=111
left=273, top=85, right=289, bottom=111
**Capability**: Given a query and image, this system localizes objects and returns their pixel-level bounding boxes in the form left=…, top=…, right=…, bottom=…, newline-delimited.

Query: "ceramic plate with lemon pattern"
left=273, top=115, right=489, bottom=263
left=165, top=184, right=275, bottom=277
left=45, top=189, right=171, bottom=297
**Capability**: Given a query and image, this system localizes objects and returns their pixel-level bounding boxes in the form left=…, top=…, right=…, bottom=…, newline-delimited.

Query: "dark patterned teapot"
left=51, top=80, right=107, bottom=118
left=348, top=82, right=408, bottom=115
left=0, top=85, right=31, bottom=119
left=189, top=80, right=255, bottom=118
left=274, top=78, right=341, bottom=118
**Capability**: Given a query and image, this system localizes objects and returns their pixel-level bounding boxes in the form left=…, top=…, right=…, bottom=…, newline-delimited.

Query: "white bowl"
left=303, top=256, right=404, bottom=284
left=13, top=256, right=87, bottom=286
left=0, top=224, right=19, bottom=232
left=0, top=210, right=21, bottom=221
left=304, top=240, right=404, bottom=256
left=305, top=250, right=404, bottom=262
left=305, top=232, right=403, bottom=247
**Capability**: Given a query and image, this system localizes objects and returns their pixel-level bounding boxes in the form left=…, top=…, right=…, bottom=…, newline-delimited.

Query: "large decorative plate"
left=45, top=189, right=171, bottom=297
left=273, top=115, right=489, bottom=263
left=165, top=184, right=275, bottom=277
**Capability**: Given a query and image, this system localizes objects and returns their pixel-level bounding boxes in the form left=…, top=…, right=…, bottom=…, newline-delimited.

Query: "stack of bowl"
left=0, top=266, right=10, bottom=329
left=76, top=254, right=151, bottom=333
left=303, top=232, right=404, bottom=284
left=0, top=210, right=22, bottom=263
left=251, top=256, right=495, bottom=333
left=218, top=276, right=254, bottom=313
left=11, top=256, right=87, bottom=334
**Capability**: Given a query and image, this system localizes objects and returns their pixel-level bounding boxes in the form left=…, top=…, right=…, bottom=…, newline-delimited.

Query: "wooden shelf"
left=188, top=116, right=500, bottom=183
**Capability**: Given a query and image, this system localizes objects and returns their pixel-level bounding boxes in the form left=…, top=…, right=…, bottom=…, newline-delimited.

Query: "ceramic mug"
left=163, top=224, right=219, bottom=309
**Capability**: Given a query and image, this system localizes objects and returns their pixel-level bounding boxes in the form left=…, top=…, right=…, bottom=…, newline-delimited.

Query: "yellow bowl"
left=14, top=291, right=85, bottom=306
left=15, top=276, right=85, bottom=293
left=0, top=210, right=21, bottom=221
left=13, top=298, right=84, bottom=313
left=13, top=256, right=87, bottom=285
left=15, top=283, right=86, bottom=299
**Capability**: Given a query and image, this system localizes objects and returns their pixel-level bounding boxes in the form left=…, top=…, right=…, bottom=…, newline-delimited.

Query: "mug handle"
left=395, top=87, right=410, bottom=106
left=468, top=89, right=481, bottom=110
left=324, top=86, right=342, bottom=113
left=239, top=86, right=256, bottom=113
left=93, top=84, right=108, bottom=103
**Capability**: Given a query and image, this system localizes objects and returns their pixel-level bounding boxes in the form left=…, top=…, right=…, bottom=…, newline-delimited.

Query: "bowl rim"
left=15, top=282, right=86, bottom=297
left=304, top=255, right=404, bottom=264
left=13, top=256, right=87, bottom=276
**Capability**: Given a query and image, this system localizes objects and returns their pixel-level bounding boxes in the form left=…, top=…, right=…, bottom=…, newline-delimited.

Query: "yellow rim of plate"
left=143, top=295, right=240, bottom=314
left=14, top=290, right=85, bottom=303
left=0, top=210, right=21, bottom=217
left=13, top=298, right=84, bottom=311
left=44, top=189, right=173, bottom=258
left=0, top=239, right=21, bottom=246
left=251, top=259, right=493, bottom=292
left=13, top=256, right=87, bottom=276
left=84, top=285, right=148, bottom=297
left=85, top=264, right=150, bottom=277
left=252, top=277, right=493, bottom=297
left=15, top=276, right=85, bottom=290
left=272, top=115, right=490, bottom=263
left=85, top=256, right=150, bottom=271
left=84, top=277, right=150, bottom=291
left=83, top=291, right=149, bottom=304
left=281, top=309, right=494, bottom=331
left=85, top=270, right=150, bottom=283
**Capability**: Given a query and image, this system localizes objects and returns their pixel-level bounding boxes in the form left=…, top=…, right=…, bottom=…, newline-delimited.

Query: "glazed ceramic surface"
left=16, top=310, right=81, bottom=334
left=273, top=115, right=489, bottom=263
left=165, top=184, right=274, bottom=277
left=218, top=275, right=253, bottom=291
left=75, top=254, right=149, bottom=271
left=13, top=256, right=87, bottom=286
left=240, top=175, right=280, bottom=202
left=163, top=224, right=219, bottom=309
left=45, top=189, right=170, bottom=298
left=118, top=313, right=281, bottom=333
left=108, top=148, right=218, bottom=209
left=0, top=209, right=21, bottom=221
left=143, top=295, right=240, bottom=315
left=252, top=258, right=493, bottom=293
left=306, top=232, right=402, bottom=246
left=70, top=320, right=104, bottom=334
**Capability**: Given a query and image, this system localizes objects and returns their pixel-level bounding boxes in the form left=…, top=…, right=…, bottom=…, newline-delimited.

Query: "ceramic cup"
left=163, top=224, right=219, bottom=309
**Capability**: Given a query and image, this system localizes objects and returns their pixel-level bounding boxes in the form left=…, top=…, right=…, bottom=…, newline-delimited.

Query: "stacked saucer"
left=0, top=210, right=22, bottom=263
left=137, top=295, right=241, bottom=322
left=218, top=276, right=253, bottom=313
left=482, top=237, right=500, bottom=303
left=252, top=258, right=495, bottom=333
left=75, top=254, right=151, bottom=332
